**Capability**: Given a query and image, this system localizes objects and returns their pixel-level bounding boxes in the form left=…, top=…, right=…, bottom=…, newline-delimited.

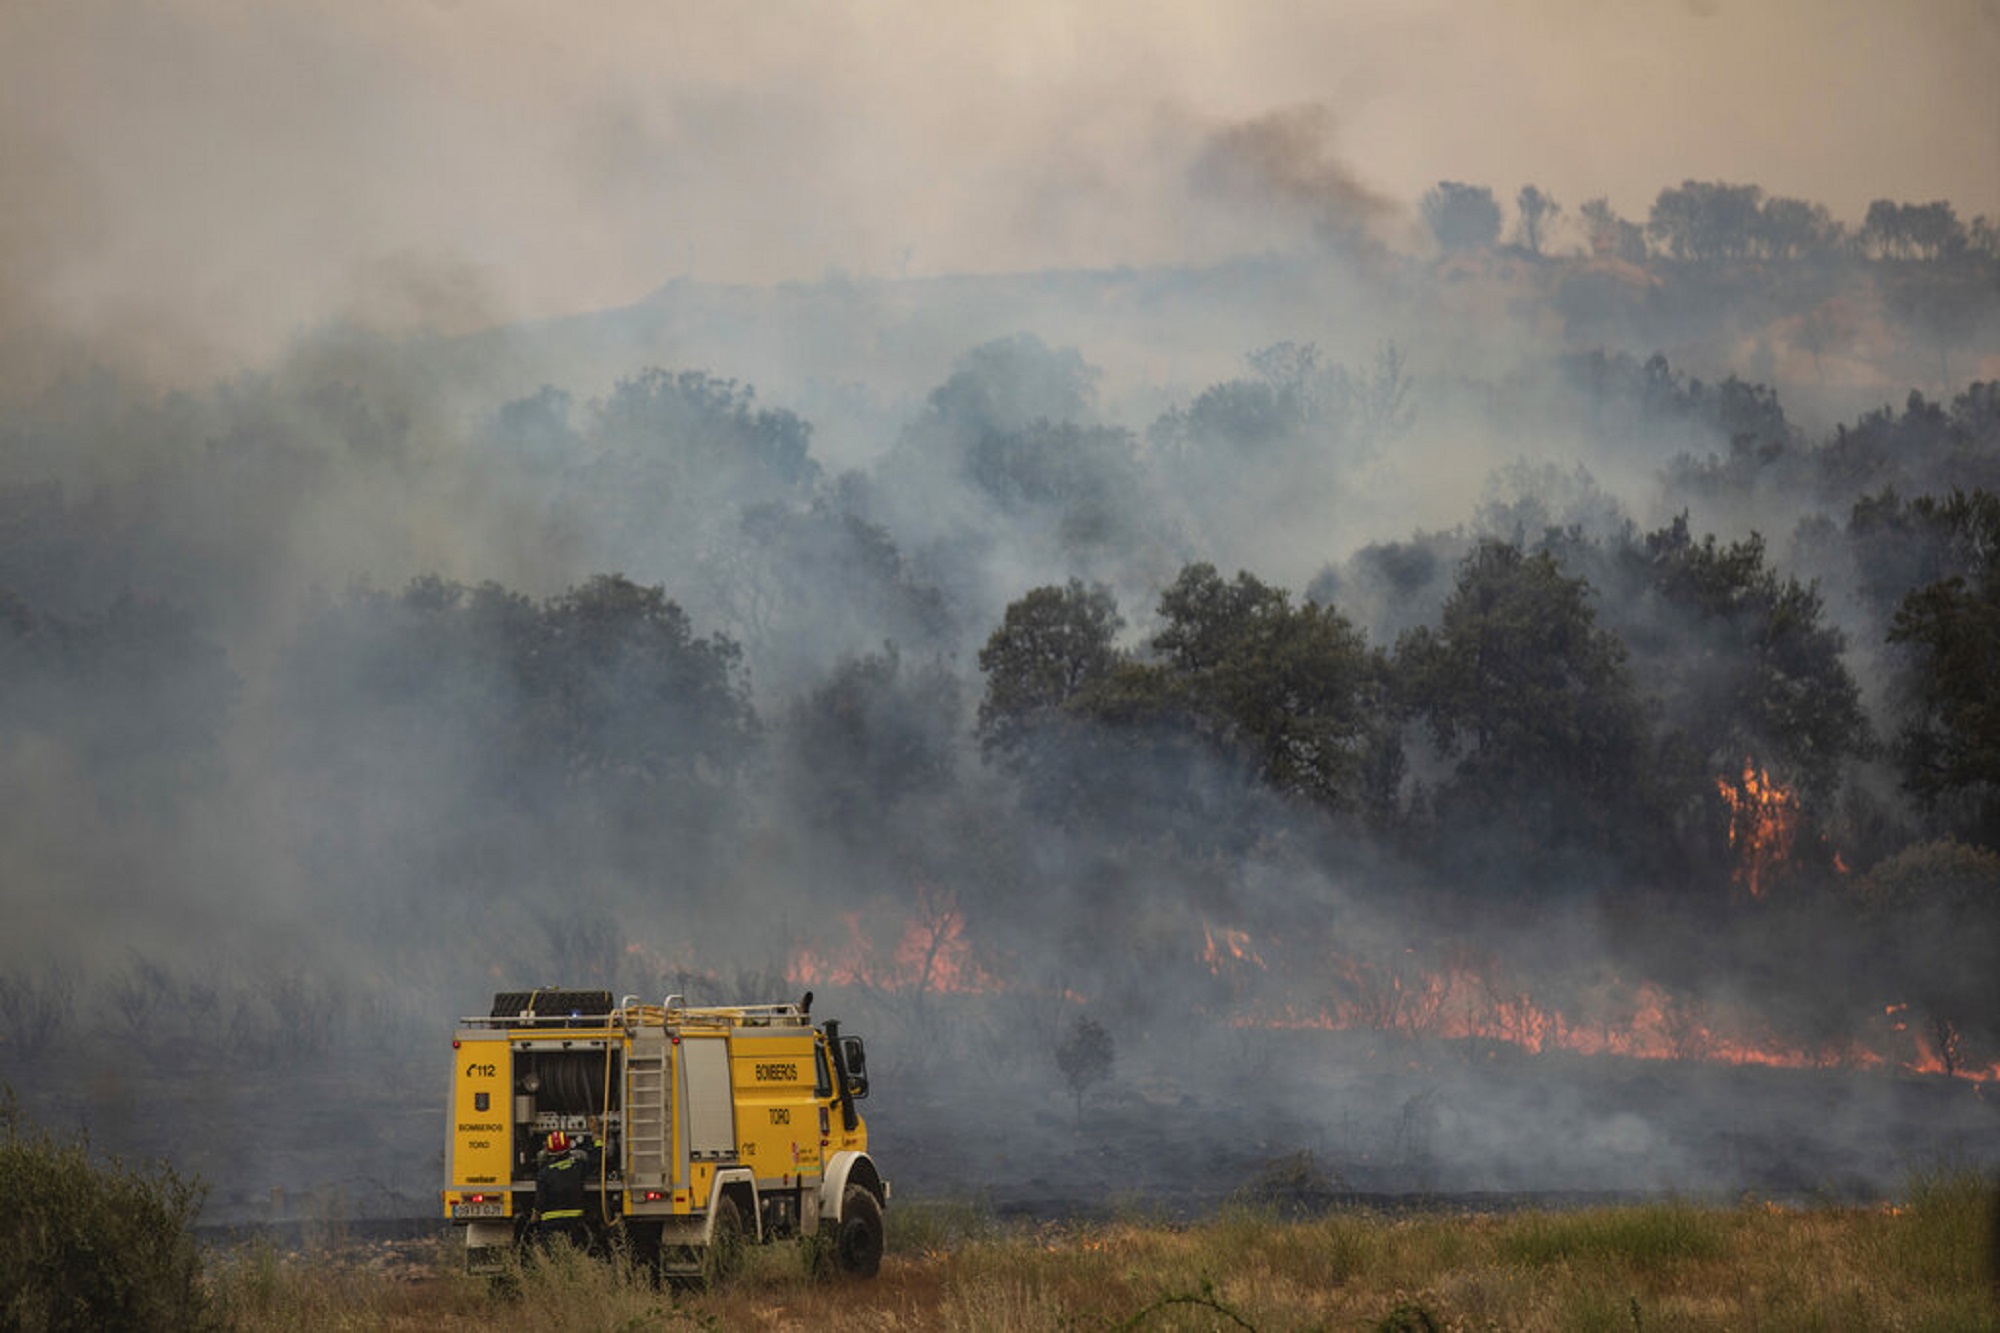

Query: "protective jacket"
left=534, top=1141, right=600, bottom=1233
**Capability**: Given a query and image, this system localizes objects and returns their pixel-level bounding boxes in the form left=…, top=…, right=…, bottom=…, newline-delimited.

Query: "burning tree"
left=1619, top=522, right=1868, bottom=814
left=1715, top=760, right=1800, bottom=899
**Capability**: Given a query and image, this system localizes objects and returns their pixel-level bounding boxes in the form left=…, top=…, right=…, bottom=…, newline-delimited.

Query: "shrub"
left=0, top=1088, right=213, bottom=1331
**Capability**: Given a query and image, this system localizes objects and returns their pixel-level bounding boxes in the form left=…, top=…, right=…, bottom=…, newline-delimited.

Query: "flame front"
left=1224, top=941, right=1994, bottom=1081
left=789, top=885, right=999, bottom=995
left=788, top=897, right=1997, bottom=1084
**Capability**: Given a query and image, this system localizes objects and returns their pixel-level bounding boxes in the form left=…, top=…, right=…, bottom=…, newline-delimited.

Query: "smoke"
left=1188, top=104, right=1403, bottom=259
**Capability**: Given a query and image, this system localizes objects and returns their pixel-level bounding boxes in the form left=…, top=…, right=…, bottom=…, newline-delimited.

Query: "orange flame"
left=1716, top=760, right=1798, bottom=898
left=1202, top=924, right=1265, bottom=974
left=788, top=885, right=1000, bottom=995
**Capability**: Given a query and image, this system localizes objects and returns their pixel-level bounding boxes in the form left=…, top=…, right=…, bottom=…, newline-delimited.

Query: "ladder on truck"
left=624, top=1029, right=669, bottom=1190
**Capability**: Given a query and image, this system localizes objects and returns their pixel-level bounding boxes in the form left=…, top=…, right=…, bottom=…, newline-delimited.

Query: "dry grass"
left=210, top=1175, right=1999, bottom=1331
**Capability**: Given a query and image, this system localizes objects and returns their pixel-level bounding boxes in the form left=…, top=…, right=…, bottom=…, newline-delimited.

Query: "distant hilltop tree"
left=1514, top=184, right=1560, bottom=255
left=1422, top=181, right=1501, bottom=253
left=1579, top=197, right=1648, bottom=263
left=1648, top=181, right=1766, bottom=262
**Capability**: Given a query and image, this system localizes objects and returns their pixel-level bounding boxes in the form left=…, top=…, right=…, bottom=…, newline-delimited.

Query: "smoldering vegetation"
left=2, top=180, right=1999, bottom=1222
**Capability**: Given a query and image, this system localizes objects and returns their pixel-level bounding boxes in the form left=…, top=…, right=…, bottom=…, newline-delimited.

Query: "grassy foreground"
left=210, top=1177, right=1998, bottom=1332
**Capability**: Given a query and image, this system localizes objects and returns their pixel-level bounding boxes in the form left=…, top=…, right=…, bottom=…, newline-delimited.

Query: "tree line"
left=974, top=490, right=1995, bottom=892
left=1421, top=178, right=2000, bottom=266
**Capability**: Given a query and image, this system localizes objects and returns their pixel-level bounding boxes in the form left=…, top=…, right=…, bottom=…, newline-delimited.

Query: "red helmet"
left=546, top=1130, right=570, bottom=1153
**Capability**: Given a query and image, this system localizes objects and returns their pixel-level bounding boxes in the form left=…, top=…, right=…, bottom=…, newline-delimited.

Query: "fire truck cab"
left=442, top=989, right=886, bottom=1281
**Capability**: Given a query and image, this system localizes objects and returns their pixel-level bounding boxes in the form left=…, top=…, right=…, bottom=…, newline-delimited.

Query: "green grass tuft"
left=1499, top=1200, right=1731, bottom=1272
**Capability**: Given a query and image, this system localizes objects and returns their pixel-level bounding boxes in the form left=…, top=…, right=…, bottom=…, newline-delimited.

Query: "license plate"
left=453, top=1202, right=504, bottom=1219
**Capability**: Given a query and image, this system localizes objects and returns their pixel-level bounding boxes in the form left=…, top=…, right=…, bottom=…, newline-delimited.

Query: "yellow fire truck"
left=442, top=988, right=886, bottom=1280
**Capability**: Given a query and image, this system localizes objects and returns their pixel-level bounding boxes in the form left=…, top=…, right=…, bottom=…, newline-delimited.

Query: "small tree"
left=1054, top=1015, right=1115, bottom=1126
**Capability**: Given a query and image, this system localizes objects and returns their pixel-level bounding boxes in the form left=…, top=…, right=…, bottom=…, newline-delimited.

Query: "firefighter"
left=531, top=1129, right=596, bottom=1250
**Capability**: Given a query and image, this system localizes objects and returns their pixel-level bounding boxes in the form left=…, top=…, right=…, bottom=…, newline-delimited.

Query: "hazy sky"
left=4, top=0, right=1996, bottom=388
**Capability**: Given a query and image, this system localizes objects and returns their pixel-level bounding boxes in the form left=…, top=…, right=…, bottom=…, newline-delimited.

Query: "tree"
left=579, top=368, right=821, bottom=580
left=1474, top=459, right=1628, bottom=549
left=1860, top=199, right=1904, bottom=259
left=1514, top=184, right=1560, bottom=255
left=1054, top=1014, right=1114, bottom=1125
left=1576, top=196, right=1640, bottom=264
left=871, top=337, right=1156, bottom=602
left=284, top=572, right=756, bottom=827
left=1755, top=196, right=1842, bottom=261
left=1862, top=199, right=1968, bottom=261
left=964, top=420, right=1148, bottom=556
left=1902, top=201, right=1968, bottom=261
left=1164, top=379, right=1301, bottom=454
left=784, top=644, right=961, bottom=834
left=1579, top=197, right=1647, bottom=263
left=1151, top=342, right=1354, bottom=460
left=1647, top=181, right=1764, bottom=262
left=1399, top=543, right=1634, bottom=763
left=526, top=574, right=757, bottom=798
left=921, top=334, right=1100, bottom=442
left=1972, top=214, right=2000, bottom=261
left=0, top=965, right=74, bottom=1063
left=1396, top=541, right=1654, bottom=882
left=493, top=384, right=577, bottom=469
left=1886, top=490, right=2000, bottom=847
left=1141, top=563, right=1396, bottom=817
left=730, top=500, right=951, bottom=683
left=975, top=580, right=1124, bottom=761
left=1149, top=344, right=1411, bottom=569
left=593, top=368, right=817, bottom=494
left=1421, top=182, right=1502, bottom=253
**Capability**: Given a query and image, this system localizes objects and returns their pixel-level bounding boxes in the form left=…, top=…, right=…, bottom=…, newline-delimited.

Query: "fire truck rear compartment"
left=511, top=1046, right=623, bottom=1176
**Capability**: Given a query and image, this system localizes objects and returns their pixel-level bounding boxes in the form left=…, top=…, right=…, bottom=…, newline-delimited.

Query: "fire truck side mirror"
left=838, top=1035, right=870, bottom=1100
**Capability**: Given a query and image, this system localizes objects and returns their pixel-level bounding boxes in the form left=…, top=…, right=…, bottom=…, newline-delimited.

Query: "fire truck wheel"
left=833, top=1185, right=883, bottom=1279
left=704, top=1195, right=745, bottom=1287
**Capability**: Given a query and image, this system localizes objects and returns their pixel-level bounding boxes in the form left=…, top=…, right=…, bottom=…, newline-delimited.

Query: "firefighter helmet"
left=547, top=1130, right=570, bottom=1154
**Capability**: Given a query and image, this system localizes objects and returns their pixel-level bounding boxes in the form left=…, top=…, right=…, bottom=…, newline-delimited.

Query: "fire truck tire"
left=704, top=1195, right=746, bottom=1287
left=832, top=1185, right=883, bottom=1279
